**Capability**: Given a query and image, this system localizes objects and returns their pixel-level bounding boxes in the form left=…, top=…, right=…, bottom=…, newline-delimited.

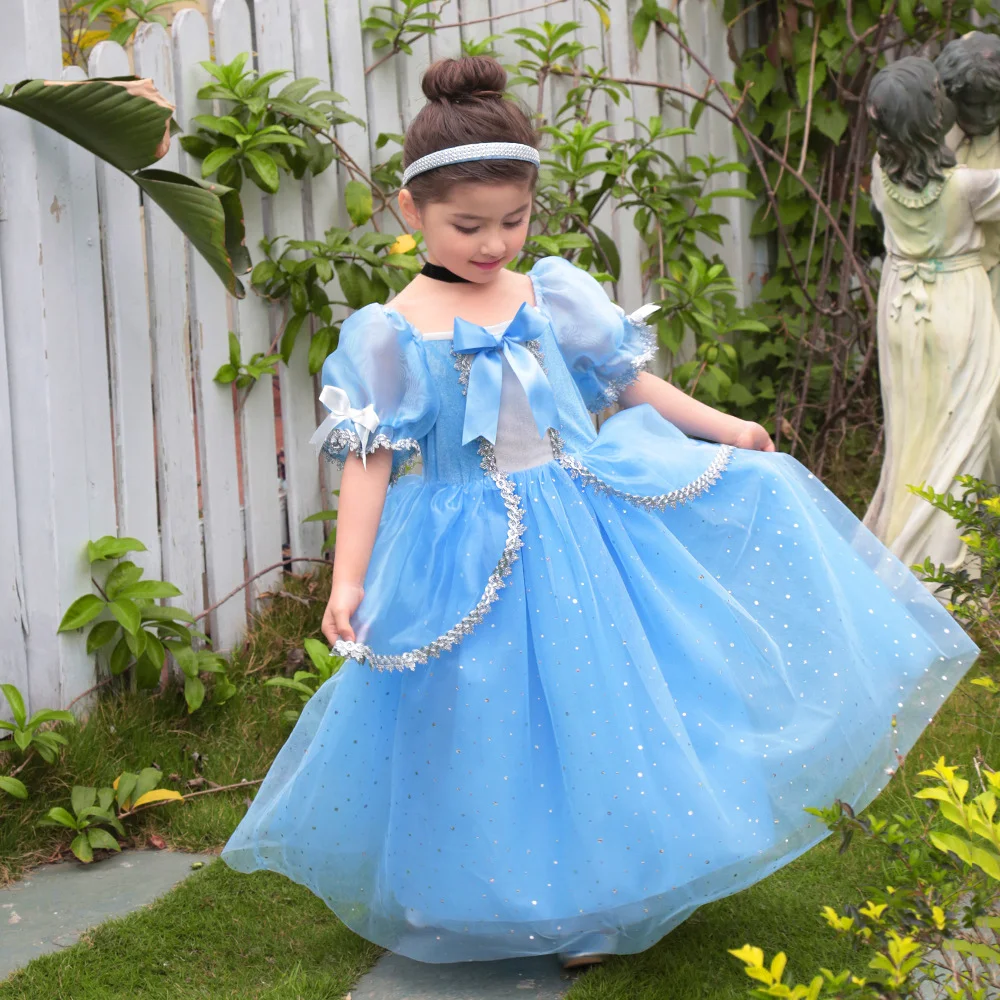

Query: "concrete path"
left=350, top=952, right=572, bottom=1000
left=0, top=849, right=215, bottom=981
left=2, top=851, right=577, bottom=998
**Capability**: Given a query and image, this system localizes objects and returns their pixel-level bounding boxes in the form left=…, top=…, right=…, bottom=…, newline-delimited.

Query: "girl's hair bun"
left=422, top=56, right=507, bottom=103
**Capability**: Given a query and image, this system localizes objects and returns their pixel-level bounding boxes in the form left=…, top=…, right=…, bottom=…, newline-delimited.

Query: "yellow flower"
left=389, top=234, right=417, bottom=255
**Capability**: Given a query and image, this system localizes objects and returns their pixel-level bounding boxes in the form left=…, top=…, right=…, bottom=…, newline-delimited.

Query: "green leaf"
left=115, top=580, right=182, bottom=601
left=109, top=636, right=131, bottom=676
left=71, top=786, right=96, bottom=817
left=0, top=684, right=27, bottom=729
left=812, top=102, right=850, bottom=144
left=87, top=536, right=147, bottom=562
left=131, top=767, right=164, bottom=805
left=245, top=149, right=280, bottom=193
left=70, top=832, right=94, bottom=863
left=108, top=599, right=141, bottom=635
left=344, top=180, right=373, bottom=226
left=592, top=226, right=621, bottom=282
left=201, top=144, right=239, bottom=178
left=45, top=806, right=79, bottom=830
left=0, top=78, right=174, bottom=173
left=104, top=560, right=143, bottom=600
left=184, top=675, right=206, bottom=714
left=632, top=10, right=652, bottom=50
left=134, top=168, right=249, bottom=298
left=215, top=363, right=238, bottom=385
left=302, top=509, right=338, bottom=523
left=86, top=827, right=122, bottom=853
left=140, top=604, right=195, bottom=624
left=26, top=709, right=75, bottom=729
left=280, top=313, right=306, bottom=364
left=213, top=673, right=238, bottom=705
left=58, top=594, right=106, bottom=632
left=0, top=775, right=28, bottom=799
left=115, top=772, right=138, bottom=809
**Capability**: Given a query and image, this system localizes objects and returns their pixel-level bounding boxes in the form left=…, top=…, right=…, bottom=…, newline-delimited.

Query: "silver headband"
left=401, top=142, right=540, bottom=187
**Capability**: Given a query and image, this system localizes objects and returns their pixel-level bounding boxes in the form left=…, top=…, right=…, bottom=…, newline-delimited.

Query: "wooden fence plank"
left=173, top=10, right=248, bottom=650
left=0, top=244, right=29, bottom=720
left=212, top=0, right=285, bottom=599
left=328, top=0, right=372, bottom=181
left=429, top=0, right=462, bottom=61
left=291, top=0, right=344, bottom=512
left=61, top=66, right=119, bottom=545
left=0, top=0, right=96, bottom=713
left=133, top=23, right=206, bottom=615
left=89, top=41, right=162, bottom=582
left=255, top=0, right=325, bottom=560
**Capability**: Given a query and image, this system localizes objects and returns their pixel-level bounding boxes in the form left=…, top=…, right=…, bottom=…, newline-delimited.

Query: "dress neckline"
left=382, top=261, right=545, bottom=341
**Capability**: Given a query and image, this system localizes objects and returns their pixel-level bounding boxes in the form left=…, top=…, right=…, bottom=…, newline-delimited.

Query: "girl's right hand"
left=322, top=580, right=365, bottom=646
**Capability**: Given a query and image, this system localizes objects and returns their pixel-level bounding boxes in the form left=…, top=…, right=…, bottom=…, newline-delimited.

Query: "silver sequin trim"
left=451, top=339, right=546, bottom=395
left=594, top=308, right=658, bottom=410
left=453, top=351, right=473, bottom=394
left=319, top=428, right=420, bottom=486
left=551, top=430, right=733, bottom=510
left=332, top=438, right=527, bottom=671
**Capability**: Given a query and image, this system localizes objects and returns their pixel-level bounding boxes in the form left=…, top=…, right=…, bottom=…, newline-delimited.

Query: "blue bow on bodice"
left=453, top=302, right=559, bottom=446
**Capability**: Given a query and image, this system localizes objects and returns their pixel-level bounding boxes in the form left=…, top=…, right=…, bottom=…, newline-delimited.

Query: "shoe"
left=559, top=952, right=607, bottom=970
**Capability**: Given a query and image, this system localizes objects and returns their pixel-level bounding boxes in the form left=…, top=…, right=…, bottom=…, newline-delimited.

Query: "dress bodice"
left=314, top=256, right=658, bottom=486
left=419, top=321, right=555, bottom=473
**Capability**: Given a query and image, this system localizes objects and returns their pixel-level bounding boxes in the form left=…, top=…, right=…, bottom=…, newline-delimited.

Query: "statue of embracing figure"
left=863, top=56, right=1000, bottom=574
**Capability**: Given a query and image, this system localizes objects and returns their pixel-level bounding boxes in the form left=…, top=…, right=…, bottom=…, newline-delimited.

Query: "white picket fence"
left=0, top=0, right=760, bottom=718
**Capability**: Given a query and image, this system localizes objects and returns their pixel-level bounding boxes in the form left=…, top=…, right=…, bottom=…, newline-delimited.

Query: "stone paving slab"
left=0, top=849, right=216, bottom=981
left=349, top=953, right=572, bottom=1000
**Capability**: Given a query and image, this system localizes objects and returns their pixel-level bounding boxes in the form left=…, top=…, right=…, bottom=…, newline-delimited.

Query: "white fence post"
left=0, top=0, right=98, bottom=712
left=89, top=42, right=163, bottom=584
left=254, top=0, right=325, bottom=560
left=213, top=0, right=286, bottom=600
left=172, top=9, right=249, bottom=650
left=133, top=23, right=206, bottom=617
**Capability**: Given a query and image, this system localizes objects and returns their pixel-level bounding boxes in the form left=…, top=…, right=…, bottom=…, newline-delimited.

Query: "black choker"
left=421, top=261, right=472, bottom=283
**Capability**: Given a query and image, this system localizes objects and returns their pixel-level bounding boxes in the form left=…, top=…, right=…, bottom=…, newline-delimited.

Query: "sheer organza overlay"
left=223, top=257, right=978, bottom=962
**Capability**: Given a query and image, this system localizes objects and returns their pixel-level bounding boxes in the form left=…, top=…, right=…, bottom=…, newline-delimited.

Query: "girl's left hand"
left=732, top=420, right=776, bottom=452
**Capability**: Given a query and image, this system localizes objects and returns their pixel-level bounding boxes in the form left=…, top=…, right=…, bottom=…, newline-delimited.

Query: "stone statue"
left=937, top=31, right=1000, bottom=317
left=863, top=56, right=1000, bottom=574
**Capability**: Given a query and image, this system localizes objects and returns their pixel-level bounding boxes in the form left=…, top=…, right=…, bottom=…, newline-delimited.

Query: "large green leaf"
left=0, top=77, right=249, bottom=296
left=0, top=77, right=174, bottom=173
left=135, top=169, right=250, bottom=297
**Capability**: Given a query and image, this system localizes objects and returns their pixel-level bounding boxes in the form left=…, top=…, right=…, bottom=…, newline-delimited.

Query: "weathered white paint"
left=255, top=0, right=325, bottom=559
left=89, top=41, right=163, bottom=583
left=0, top=0, right=95, bottom=714
left=212, top=0, right=285, bottom=601
left=0, top=219, right=29, bottom=724
left=134, top=23, right=206, bottom=616
left=61, top=66, right=119, bottom=546
left=172, top=10, right=248, bottom=650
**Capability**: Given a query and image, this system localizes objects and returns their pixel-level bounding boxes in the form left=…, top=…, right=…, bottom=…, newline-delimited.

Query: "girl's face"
left=399, top=181, right=533, bottom=284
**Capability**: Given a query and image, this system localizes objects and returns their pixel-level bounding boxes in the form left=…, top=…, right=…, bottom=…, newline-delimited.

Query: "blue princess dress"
left=222, top=256, right=978, bottom=962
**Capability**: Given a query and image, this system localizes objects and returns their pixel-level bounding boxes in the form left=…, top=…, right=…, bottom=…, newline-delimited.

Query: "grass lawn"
left=2, top=567, right=997, bottom=998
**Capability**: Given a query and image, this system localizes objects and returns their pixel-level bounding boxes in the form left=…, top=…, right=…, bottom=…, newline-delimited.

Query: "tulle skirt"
left=222, top=406, right=978, bottom=962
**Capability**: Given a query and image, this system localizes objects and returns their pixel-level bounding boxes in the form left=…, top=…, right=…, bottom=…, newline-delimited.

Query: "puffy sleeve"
left=313, top=304, right=438, bottom=481
left=532, top=256, right=658, bottom=412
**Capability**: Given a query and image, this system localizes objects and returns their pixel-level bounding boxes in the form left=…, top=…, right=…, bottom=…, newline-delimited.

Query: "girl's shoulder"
left=340, top=300, right=416, bottom=344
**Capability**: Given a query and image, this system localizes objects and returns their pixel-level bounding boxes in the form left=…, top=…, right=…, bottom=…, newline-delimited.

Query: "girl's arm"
left=322, top=448, right=392, bottom=645
left=619, top=372, right=775, bottom=451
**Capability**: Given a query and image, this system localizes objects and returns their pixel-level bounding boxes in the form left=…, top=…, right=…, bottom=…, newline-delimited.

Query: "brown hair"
left=403, top=56, right=539, bottom=205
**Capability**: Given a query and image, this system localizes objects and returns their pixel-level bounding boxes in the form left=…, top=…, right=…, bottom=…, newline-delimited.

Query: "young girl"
left=864, top=56, right=1000, bottom=574
left=223, top=56, right=978, bottom=967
